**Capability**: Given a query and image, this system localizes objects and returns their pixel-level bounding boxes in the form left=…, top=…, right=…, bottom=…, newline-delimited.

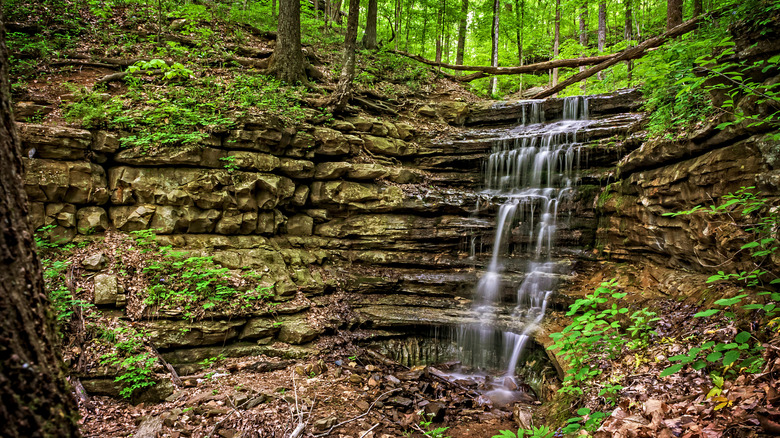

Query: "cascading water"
left=456, top=96, right=590, bottom=382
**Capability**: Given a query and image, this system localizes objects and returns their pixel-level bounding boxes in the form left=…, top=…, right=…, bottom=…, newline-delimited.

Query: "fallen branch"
left=50, top=60, right=120, bottom=69
left=390, top=50, right=614, bottom=80
left=359, top=423, right=381, bottom=438
left=149, top=343, right=182, bottom=387
left=532, top=13, right=712, bottom=98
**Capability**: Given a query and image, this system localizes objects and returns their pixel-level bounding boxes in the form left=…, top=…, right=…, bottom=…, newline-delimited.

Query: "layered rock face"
left=597, top=30, right=780, bottom=273
left=23, top=92, right=642, bottom=385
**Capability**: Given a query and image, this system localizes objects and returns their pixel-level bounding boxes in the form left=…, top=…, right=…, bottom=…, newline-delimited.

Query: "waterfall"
left=459, top=96, right=589, bottom=378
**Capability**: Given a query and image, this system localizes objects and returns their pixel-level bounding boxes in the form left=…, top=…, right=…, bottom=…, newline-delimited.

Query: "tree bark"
left=0, top=10, right=81, bottom=438
left=421, top=2, right=428, bottom=56
left=579, top=1, right=589, bottom=91
left=267, top=0, right=308, bottom=84
left=693, top=0, right=703, bottom=17
left=456, top=0, right=468, bottom=65
left=331, top=0, right=360, bottom=112
left=435, top=0, right=445, bottom=63
left=362, top=0, right=378, bottom=49
left=667, top=0, right=682, bottom=30
left=515, top=0, right=524, bottom=65
left=597, top=1, right=606, bottom=80
left=552, top=0, right=560, bottom=91
left=491, top=0, right=501, bottom=95
left=405, top=0, right=413, bottom=51
left=625, top=0, right=633, bottom=85
left=532, top=14, right=705, bottom=98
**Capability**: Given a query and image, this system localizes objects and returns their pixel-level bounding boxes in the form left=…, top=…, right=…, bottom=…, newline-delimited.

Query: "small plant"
left=99, top=325, right=157, bottom=399
left=492, top=425, right=555, bottom=438
left=220, top=155, right=239, bottom=172
left=420, top=413, right=449, bottom=438
left=200, top=354, right=226, bottom=369
left=126, top=59, right=194, bottom=81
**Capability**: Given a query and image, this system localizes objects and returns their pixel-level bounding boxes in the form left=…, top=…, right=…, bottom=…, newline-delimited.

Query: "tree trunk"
left=405, top=0, right=413, bottom=51
left=667, top=0, right=682, bottom=30
left=268, top=0, right=308, bottom=84
left=444, top=21, right=451, bottom=63
left=456, top=0, right=468, bottom=65
left=0, top=10, right=81, bottom=438
left=331, top=0, right=360, bottom=112
left=693, top=0, right=702, bottom=16
left=394, top=0, right=401, bottom=50
left=597, top=1, right=606, bottom=80
left=332, top=0, right=343, bottom=25
left=421, top=2, right=428, bottom=56
left=362, top=0, right=378, bottom=49
left=435, top=0, right=445, bottom=63
left=625, top=0, right=633, bottom=85
left=552, top=0, right=560, bottom=91
left=579, top=2, right=589, bottom=91
left=515, top=0, right=524, bottom=65
left=491, top=0, right=501, bottom=95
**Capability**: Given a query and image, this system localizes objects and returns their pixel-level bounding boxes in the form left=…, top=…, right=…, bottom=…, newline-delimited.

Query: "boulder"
left=45, top=203, right=76, bottom=228
left=436, top=101, right=469, bottom=125
left=291, top=185, right=309, bottom=207
left=418, top=105, right=437, bottom=117
left=83, top=253, right=108, bottom=271
left=277, top=314, right=323, bottom=344
left=313, top=126, right=352, bottom=156
left=18, top=123, right=91, bottom=160
left=239, top=318, right=281, bottom=340
left=362, top=135, right=417, bottom=157
left=314, top=162, right=352, bottom=179
left=345, top=116, right=374, bottom=132
left=280, top=158, right=315, bottom=178
left=24, top=160, right=108, bottom=205
left=140, top=319, right=247, bottom=349
left=331, top=120, right=355, bottom=132
left=77, top=206, right=108, bottom=233
left=287, top=214, right=314, bottom=236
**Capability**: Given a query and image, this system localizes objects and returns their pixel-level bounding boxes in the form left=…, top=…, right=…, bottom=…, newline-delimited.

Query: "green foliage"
left=133, top=230, right=274, bottom=320
left=659, top=188, right=778, bottom=378
left=200, top=354, right=227, bottom=369
left=220, top=155, right=239, bottom=172
left=99, top=325, right=157, bottom=398
left=492, top=425, right=555, bottom=438
left=42, top=258, right=92, bottom=324
left=420, top=413, right=450, bottom=438
left=63, top=88, right=122, bottom=129
left=126, top=59, right=194, bottom=81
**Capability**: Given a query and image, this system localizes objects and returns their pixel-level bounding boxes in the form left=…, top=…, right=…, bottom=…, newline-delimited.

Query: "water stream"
left=456, top=96, right=591, bottom=383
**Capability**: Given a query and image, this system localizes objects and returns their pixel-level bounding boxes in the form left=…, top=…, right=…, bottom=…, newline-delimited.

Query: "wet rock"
left=82, top=252, right=108, bottom=271
left=436, top=101, right=469, bottom=125
left=94, top=274, right=118, bottom=306
left=363, top=135, right=417, bottom=157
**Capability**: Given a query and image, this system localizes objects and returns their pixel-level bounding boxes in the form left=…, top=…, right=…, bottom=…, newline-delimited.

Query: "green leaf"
left=706, top=352, right=723, bottom=362
left=694, top=309, right=720, bottom=317
left=714, top=294, right=748, bottom=306
left=741, top=241, right=760, bottom=249
left=723, top=350, right=740, bottom=366
left=692, top=360, right=707, bottom=370
left=660, top=364, right=684, bottom=377
left=577, top=407, right=591, bottom=416
left=735, top=332, right=751, bottom=343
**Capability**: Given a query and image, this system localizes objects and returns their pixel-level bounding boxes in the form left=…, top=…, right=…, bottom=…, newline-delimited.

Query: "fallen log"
left=390, top=50, right=614, bottom=80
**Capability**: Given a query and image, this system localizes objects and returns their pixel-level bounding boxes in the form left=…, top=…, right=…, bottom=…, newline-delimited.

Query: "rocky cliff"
left=22, top=90, right=642, bottom=391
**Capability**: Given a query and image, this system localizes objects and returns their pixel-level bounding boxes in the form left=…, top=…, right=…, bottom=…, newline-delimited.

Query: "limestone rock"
left=331, top=120, right=355, bottom=132
left=239, top=318, right=281, bottom=340
left=314, top=162, right=352, bottom=179
left=436, top=101, right=469, bottom=125
left=83, top=253, right=108, bottom=271
left=24, top=159, right=108, bottom=204
left=77, top=206, right=108, bottom=233
left=395, top=122, right=415, bottom=140
left=95, top=274, right=119, bottom=306
left=13, top=102, right=53, bottom=122
left=277, top=314, right=323, bottom=344
left=18, top=123, right=91, bottom=160
left=291, top=185, right=309, bottom=207
left=345, top=116, right=373, bottom=132
left=418, top=105, right=436, bottom=117
left=348, top=163, right=388, bottom=180
left=362, top=135, right=417, bottom=157
left=45, top=203, right=76, bottom=228
left=313, top=126, right=352, bottom=156
left=140, top=319, right=247, bottom=349
left=110, top=205, right=157, bottom=231
left=280, top=158, right=315, bottom=178
left=287, top=215, right=314, bottom=236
